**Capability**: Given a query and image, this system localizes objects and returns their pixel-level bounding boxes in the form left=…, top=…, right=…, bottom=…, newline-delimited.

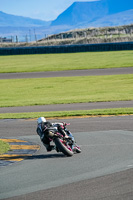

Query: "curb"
left=0, top=138, right=40, bottom=167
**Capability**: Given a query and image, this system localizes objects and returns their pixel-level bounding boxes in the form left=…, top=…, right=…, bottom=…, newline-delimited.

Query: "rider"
left=36, top=117, right=74, bottom=152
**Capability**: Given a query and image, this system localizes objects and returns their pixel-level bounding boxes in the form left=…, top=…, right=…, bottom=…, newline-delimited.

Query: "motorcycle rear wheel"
left=54, top=138, right=74, bottom=157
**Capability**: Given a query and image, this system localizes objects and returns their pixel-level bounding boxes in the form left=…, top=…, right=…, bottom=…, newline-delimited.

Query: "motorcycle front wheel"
left=54, top=138, right=74, bottom=157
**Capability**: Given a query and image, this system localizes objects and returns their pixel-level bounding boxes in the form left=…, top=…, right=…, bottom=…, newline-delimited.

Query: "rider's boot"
left=42, top=142, right=55, bottom=152
left=47, top=145, right=55, bottom=152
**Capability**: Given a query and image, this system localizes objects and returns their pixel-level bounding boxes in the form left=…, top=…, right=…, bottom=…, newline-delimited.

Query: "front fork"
left=64, top=128, right=75, bottom=143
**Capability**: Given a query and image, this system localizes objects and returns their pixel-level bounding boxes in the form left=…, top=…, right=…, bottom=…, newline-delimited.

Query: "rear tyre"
left=54, top=138, right=74, bottom=157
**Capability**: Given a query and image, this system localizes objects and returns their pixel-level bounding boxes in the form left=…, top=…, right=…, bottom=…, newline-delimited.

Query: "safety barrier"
left=0, top=42, right=133, bottom=55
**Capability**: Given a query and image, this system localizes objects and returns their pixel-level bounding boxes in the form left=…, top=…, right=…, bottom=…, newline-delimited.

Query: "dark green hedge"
left=0, top=42, right=133, bottom=55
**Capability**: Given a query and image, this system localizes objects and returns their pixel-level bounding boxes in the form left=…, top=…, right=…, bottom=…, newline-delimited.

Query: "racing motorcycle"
left=46, top=123, right=81, bottom=157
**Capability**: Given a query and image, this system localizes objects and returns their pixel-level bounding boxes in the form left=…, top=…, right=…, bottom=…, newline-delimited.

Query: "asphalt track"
left=0, top=67, right=133, bottom=79
left=0, top=67, right=133, bottom=199
left=0, top=101, right=133, bottom=113
left=0, top=116, right=133, bottom=200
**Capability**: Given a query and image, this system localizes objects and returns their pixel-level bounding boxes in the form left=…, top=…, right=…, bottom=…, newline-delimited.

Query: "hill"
left=107, top=0, right=133, bottom=14
left=51, top=1, right=108, bottom=26
left=84, top=9, right=133, bottom=27
left=0, top=0, right=133, bottom=41
left=51, top=0, right=133, bottom=27
left=0, top=11, right=50, bottom=27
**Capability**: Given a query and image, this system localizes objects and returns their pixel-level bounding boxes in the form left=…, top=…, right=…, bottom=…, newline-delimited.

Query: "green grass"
left=0, top=50, right=133, bottom=73
left=0, top=108, right=133, bottom=119
left=0, top=74, right=133, bottom=107
left=0, top=140, right=10, bottom=154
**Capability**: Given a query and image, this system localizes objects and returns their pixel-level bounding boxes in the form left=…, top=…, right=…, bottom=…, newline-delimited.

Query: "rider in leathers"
left=36, top=117, right=74, bottom=152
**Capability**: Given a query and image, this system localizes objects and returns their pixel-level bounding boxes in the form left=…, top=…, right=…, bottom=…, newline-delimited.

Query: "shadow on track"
left=0, top=153, right=65, bottom=162
left=28, top=153, right=66, bottom=159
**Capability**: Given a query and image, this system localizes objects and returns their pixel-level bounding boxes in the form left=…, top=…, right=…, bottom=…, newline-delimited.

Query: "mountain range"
left=51, top=0, right=133, bottom=27
left=0, top=0, right=133, bottom=41
left=0, top=11, right=50, bottom=27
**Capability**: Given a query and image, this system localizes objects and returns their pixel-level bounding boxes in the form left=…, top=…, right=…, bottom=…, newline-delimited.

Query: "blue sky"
left=0, top=0, right=97, bottom=21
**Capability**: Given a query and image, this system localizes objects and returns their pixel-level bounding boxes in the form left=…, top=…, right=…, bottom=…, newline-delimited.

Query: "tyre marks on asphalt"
left=0, top=138, right=40, bottom=166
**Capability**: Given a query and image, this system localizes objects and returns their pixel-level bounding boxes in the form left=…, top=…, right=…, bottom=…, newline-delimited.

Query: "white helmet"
left=37, top=117, right=46, bottom=124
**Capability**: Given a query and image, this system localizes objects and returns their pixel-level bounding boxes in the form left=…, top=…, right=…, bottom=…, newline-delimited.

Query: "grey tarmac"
left=0, top=67, right=133, bottom=200
left=0, top=116, right=133, bottom=200
left=0, top=101, right=133, bottom=113
left=0, top=67, right=133, bottom=79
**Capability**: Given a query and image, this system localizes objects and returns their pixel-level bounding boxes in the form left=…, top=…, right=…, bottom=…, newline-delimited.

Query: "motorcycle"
left=45, top=123, right=81, bottom=157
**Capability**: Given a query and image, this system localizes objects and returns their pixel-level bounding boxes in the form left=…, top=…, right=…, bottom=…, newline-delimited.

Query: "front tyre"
left=74, top=145, right=81, bottom=153
left=54, top=138, right=74, bottom=157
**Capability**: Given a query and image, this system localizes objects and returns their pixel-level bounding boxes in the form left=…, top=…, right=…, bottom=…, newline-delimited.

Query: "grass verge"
left=0, top=140, right=10, bottom=155
left=0, top=51, right=133, bottom=73
left=0, top=108, right=133, bottom=119
left=0, top=74, right=133, bottom=107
